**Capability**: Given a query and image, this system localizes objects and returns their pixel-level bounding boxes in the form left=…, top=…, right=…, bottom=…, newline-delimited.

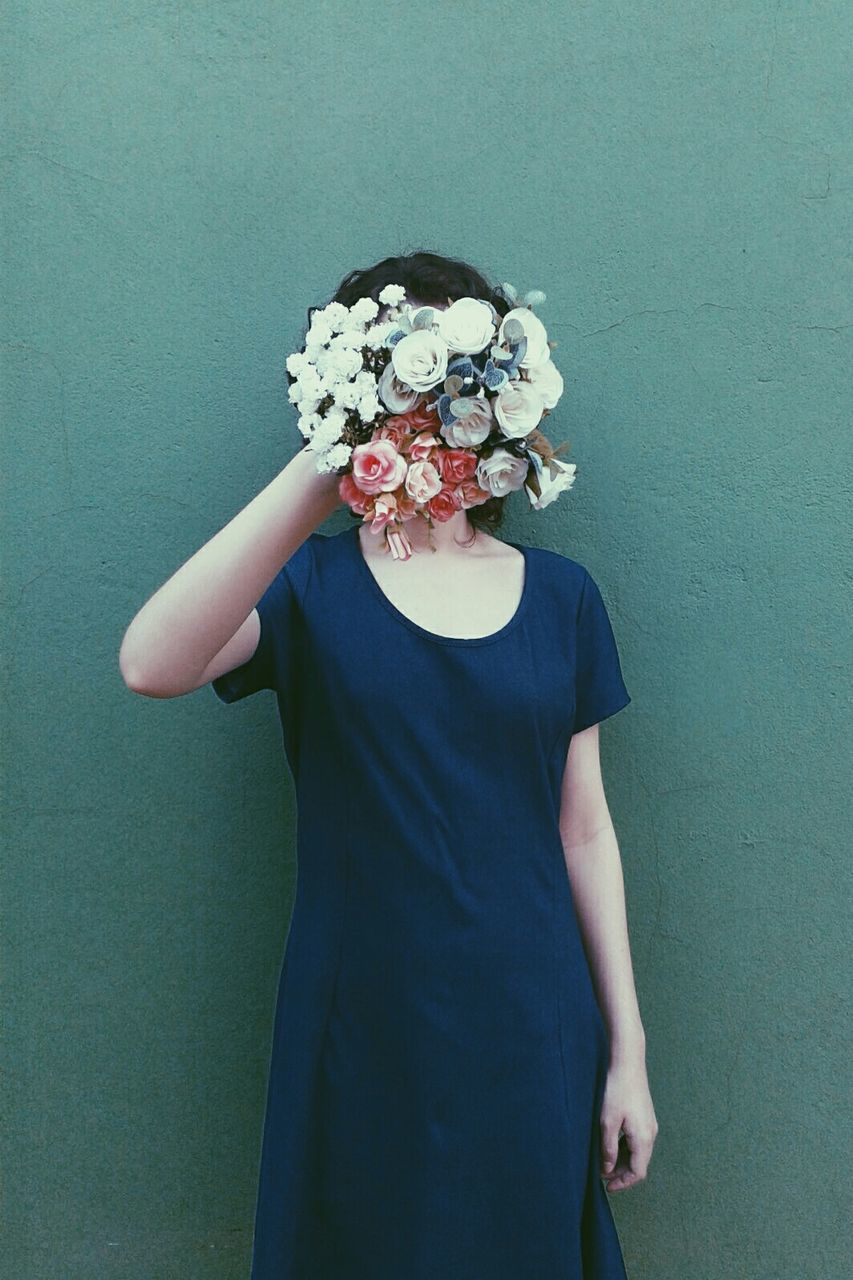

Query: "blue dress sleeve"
left=210, top=534, right=317, bottom=704
left=573, top=568, right=631, bottom=735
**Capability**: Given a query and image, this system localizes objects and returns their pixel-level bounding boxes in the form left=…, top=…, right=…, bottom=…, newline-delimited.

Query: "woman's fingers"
left=602, top=1122, right=656, bottom=1192
left=599, top=1110, right=623, bottom=1178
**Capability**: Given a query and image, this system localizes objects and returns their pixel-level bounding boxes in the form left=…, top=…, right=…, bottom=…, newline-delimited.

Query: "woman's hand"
left=599, top=1055, right=659, bottom=1192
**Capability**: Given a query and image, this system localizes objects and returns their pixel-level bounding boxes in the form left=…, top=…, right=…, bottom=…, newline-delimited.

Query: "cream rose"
left=404, top=460, right=443, bottom=504
left=391, top=330, right=449, bottom=393
left=378, top=362, right=423, bottom=413
left=498, top=307, right=551, bottom=368
left=476, top=447, right=529, bottom=498
left=524, top=457, right=577, bottom=510
left=436, top=298, right=496, bottom=355
left=522, top=359, right=563, bottom=410
left=440, top=393, right=494, bottom=448
left=493, top=382, right=546, bottom=438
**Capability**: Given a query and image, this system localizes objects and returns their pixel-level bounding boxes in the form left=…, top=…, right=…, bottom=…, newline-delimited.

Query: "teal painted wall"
left=4, top=3, right=850, bottom=1276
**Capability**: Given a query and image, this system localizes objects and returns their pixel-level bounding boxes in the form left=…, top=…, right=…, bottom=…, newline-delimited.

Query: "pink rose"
left=369, top=491, right=399, bottom=531
left=351, top=439, right=407, bottom=494
left=409, top=431, right=440, bottom=462
left=476, top=446, right=529, bottom=496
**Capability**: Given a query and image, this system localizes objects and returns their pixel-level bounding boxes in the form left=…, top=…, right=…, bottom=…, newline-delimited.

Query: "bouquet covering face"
left=285, top=282, right=576, bottom=558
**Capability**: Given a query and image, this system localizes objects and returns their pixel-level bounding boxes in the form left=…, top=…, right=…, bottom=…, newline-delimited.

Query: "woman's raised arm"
left=118, top=448, right=341, bottom=698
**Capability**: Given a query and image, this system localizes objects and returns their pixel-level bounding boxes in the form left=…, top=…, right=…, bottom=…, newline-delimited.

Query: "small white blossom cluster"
left=285, top=284, right=407, bottom=474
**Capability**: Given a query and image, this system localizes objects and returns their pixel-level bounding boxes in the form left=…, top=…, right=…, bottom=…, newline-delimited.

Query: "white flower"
left=326, top=345, right=363, bottom=381
left=285, top=351, right=309, bottom=377
left=311, top=440, right=353, bottom=474
left=524, top=455, right=577, bottom=510
left=297, top=365, right=323, bottom=397
left=498, top=307, right=551, bottom=368
left=306, top=318, right=334, bottom=350
left=358, top=392, right=382, bottom=423
left=318, top=441, right=353, bottom=471
left=476, top=447, right=529, bottom=497
left=365, top=319, right=400, bottom=349
left=436, top=298, right=496, bottom=355
left=439, top=393, right=494, bottom=448
left=378, top=283, right=407, bottom=306
left=391, top=329, right=449, bottom=392
left=329, top=326, right=366, bottom=351
left=314, top=409, right=346, bottom=446
left=493, top=381, right=546, bottom=438
left=297, top=411, right=322, bottom=439
left=317, top=302, right=349, bottom=333
left=522, top=358, right=563, bottom=410
left=348, top=297, right=380, bottom=328
left=378, top=362, right=423, bottom=413
left=334, top=380, right=360, bottom=410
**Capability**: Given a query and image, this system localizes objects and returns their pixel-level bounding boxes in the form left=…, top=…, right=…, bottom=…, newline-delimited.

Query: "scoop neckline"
left=347, top=523, right=532, bottom=648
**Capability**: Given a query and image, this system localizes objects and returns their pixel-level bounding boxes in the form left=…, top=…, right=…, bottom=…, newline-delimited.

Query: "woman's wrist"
left=286, top=444, right=341, bottom=490
left=607, top=1019, right=647, bottom=1068
left=281, top=446, right=344, bottom=521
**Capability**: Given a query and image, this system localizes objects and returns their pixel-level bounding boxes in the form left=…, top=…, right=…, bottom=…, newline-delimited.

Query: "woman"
left=120, top=251, right=658, bottom=1278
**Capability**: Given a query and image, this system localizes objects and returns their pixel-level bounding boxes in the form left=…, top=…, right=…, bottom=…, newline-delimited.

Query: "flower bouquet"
left=285, top=283, right=577, bottom=559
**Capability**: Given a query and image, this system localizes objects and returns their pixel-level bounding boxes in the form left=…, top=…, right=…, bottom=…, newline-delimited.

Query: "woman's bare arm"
left=118, top=448, right=341, bottom=698
left=558, top=725, right=646, bottom=1062
left=559, top=724, right=658, bottom=1190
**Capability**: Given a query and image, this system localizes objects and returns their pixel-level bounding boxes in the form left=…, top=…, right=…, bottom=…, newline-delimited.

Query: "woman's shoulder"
left=522, top=539, right=591, bottom=590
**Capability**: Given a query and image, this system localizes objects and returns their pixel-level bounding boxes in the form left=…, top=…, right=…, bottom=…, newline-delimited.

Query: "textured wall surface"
left=3, top=2, right=851, bottom=1277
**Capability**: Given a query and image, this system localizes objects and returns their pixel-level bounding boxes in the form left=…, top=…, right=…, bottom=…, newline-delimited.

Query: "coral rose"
left=427, top=487, right=462, bottom=522
left=338, top=472, right=371, bottom=514
left=399, top=400, right=441, bottom=434
left=458, top=478, right=493, bottom=508
left=437, top=448, right=478, bottom=484
left=375, top=419, right=412, bottom=451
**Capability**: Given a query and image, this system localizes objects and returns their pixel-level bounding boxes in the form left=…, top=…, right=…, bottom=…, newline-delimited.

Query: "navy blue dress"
left=212, top=523, right=632, bottom=1279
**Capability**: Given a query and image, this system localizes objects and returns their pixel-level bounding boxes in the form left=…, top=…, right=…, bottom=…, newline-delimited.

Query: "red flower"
left=437, top=448, right=478, bottom=484
left=427, top=487, right=462, bottom=522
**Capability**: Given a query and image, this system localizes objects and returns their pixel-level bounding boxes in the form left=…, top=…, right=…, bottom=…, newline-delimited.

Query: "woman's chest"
left=298, top=575, right=578, bottom=760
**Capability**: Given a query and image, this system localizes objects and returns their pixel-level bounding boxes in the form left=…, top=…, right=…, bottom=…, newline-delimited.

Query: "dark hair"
left=290, top=249, right=518, bottom=534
